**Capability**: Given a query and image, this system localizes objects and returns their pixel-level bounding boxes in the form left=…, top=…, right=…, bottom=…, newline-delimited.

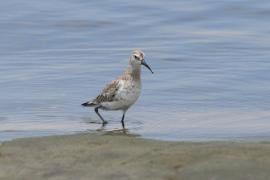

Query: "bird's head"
left=129, top=49, right=153, bottom=74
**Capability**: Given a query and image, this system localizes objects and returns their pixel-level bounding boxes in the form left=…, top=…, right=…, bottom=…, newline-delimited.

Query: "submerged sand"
left=1, top=132, right=270, bottom=180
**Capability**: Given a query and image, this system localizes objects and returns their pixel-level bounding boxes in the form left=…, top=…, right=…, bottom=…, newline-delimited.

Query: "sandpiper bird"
left=81, top=49, right=153, bottom=128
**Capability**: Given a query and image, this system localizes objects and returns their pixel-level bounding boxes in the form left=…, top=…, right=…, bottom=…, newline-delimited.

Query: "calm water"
left=1, top=0, right=270, bottom=141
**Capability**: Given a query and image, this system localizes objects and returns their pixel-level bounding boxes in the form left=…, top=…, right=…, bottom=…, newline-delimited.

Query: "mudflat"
left=1, top=132, right=270, bottom=180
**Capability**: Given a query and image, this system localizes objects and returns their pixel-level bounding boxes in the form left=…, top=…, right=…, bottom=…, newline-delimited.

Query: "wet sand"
left=1, top=132, right=270, bottom=180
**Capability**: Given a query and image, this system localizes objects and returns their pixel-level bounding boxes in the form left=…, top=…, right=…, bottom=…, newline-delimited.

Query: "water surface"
left=1, top=0, right=270, bottom=141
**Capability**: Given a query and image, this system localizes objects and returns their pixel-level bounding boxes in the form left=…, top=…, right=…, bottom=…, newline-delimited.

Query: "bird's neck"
left=122, top=63, right=141, bottom=81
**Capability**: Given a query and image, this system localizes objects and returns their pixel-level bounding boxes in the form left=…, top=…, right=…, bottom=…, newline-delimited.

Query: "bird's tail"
left=81, top=101, right=96, bottom=107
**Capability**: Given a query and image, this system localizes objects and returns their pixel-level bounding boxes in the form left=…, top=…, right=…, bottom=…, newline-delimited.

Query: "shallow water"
left=1, top=0, right=270, bottom=141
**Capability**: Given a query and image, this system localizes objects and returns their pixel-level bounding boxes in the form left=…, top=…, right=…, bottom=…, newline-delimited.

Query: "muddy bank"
left=1, top=132, right=270, bottom=180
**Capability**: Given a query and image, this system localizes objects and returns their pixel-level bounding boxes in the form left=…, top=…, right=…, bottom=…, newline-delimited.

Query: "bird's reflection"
left=83, top=118, right=126, bottom=129
left=87, top=123, right=139, bottom=137
left=82, top=116, right=141, bottom=137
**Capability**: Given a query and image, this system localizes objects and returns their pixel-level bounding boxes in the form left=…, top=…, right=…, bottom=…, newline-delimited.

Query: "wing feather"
left=82, top=80, right=120, bottom=107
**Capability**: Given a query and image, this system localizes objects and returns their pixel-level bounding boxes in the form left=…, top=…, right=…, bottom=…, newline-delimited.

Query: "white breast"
left=101, top=80, right=141, bottom=110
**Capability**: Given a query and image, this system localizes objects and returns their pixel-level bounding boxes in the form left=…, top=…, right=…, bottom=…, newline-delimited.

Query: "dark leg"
left=121, top=111, right=126, bottom=129
left=94, top=107, right=107, bottom=125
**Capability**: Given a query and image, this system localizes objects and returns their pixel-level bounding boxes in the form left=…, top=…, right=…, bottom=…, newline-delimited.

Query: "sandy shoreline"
left=1, top=132, right=270, bottom=180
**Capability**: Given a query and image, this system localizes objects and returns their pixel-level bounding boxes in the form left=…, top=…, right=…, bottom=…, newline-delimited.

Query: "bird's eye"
left=134, top=55, right=139, bottom=60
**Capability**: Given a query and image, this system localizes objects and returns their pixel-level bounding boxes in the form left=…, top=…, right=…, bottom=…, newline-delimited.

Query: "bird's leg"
left=94, top=107, right=107, bottom=125
left=121, top=111, right=126, bottom=129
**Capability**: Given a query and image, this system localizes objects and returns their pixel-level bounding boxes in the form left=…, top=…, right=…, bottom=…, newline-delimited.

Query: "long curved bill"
left=141, top=60, right=154, bottom=74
